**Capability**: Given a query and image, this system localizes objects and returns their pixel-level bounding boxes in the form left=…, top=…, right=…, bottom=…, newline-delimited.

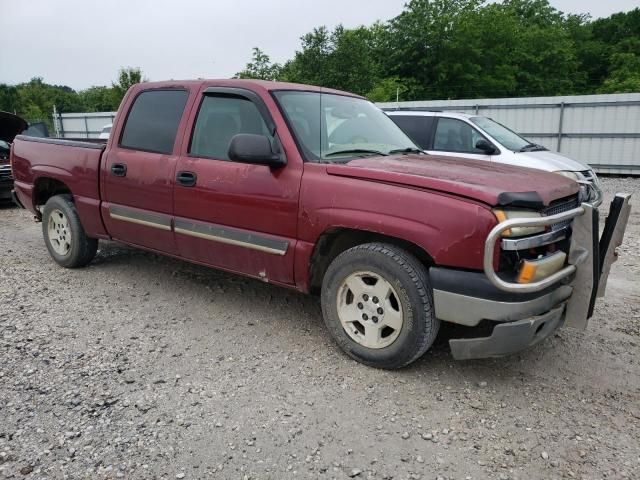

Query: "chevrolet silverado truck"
left=10, top=80, right=632, bottom=369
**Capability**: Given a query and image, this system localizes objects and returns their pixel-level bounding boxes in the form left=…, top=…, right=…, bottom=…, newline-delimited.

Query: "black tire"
left=321, top=243, right=439, bottom=369
left=42, top=194, right=98, bottom=268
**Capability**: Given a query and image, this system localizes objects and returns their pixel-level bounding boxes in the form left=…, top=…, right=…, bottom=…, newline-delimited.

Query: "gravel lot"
left=1, top=177, right=639, bottom=480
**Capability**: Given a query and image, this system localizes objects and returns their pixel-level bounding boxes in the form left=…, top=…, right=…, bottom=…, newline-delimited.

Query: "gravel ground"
left=0, top=177, right=639, bottom=480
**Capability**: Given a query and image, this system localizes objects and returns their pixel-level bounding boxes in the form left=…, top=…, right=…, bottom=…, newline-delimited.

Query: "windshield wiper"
left=388, top=147, right=425, bottom=155
left=324, top=149, right=389, bottom=158
left=519, top=143, right=548, bottom=152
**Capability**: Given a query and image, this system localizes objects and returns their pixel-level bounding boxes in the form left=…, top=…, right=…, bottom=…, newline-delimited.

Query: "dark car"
left=0, top=112, right=28, bottom=203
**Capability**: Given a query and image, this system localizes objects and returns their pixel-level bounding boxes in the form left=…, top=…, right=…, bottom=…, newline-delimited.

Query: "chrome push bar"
left=484, top=206, right=588, bottom=293
left=485, top=193, right=632, bottom=297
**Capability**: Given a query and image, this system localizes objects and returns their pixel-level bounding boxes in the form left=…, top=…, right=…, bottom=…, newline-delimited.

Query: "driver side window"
left=190, top=95, right=271, bottom=161
left=433, top=118, right=485, bottom=154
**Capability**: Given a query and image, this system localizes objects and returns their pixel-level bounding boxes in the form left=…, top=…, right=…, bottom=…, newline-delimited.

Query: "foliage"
left=111, top=67, right=146, bottom=101
left=236, top=1, right=639, bottom=100
left=0, top=68, right=145, bottom=129
left=235, top=48, right=282, bottom=81
left=598, top=53, right=640, bottom=93
left=366, top=77, right=409, bottom=103
left=2, top=1, right=638, bottom=129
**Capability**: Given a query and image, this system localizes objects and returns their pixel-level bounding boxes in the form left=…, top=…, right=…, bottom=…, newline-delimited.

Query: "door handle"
left=176, top=171, right=197, bottom=187
left=111, top=163, right=127, bottom=177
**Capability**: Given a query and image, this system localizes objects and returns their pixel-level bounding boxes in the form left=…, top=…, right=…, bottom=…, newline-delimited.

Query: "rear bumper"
left=432, top=193, right=631, bottom=360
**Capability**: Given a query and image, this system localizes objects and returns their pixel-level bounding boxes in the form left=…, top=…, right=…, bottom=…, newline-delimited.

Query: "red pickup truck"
left=10, top=80, right=631, bottom=369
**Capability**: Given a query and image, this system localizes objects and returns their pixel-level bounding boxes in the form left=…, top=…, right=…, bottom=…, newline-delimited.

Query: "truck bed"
left=11, top=134, right=108, bottom=238
left=14, top=136, right=107, bottom=150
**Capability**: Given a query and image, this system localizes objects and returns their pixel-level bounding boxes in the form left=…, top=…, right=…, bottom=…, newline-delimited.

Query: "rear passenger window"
left=389, top=115, right=434, bottom=149
left=120, top=90, right=189, bottom=154
left=190, top=95, right=271, bottom=160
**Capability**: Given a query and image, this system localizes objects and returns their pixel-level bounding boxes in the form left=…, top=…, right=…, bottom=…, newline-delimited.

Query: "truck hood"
left=0, top=111, right=28, bottom=143
left=512, top=149, right=590, bottom=172
left=326, top=154, right=579, bottom=207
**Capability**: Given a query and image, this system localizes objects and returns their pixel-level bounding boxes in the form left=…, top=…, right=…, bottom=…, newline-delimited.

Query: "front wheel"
left=42, top=194, right=98, bottom=268
left=321, top=243, right=439, bottom=369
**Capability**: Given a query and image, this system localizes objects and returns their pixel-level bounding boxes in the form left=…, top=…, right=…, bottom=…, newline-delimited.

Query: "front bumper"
left=449, top=305, right=565, bottom=360
left=432, top=193, right=632, bottom=360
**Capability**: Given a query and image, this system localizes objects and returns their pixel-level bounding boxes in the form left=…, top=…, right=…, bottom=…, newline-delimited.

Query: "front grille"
left=543, top=195, right=579, bottom=231
left=0, top=165, right=12, bottom=181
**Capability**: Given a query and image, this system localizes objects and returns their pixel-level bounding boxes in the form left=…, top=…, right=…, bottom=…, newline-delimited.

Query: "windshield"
left=470, top=116, right=531, bottom=151
left=273, top=91, right=419, bottom=162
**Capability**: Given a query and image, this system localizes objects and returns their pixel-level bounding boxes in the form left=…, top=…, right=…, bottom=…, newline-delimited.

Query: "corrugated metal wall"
left=378, top=93, right=640, bottom=175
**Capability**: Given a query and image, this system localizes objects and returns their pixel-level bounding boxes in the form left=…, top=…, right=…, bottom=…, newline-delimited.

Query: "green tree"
left=235, top=48, right=282, bottom=80
left=14, top=77, right=84, bottom=128
left=279, top=26, right=333, bottom=86
left=277, top=25, right=384, bottom=96
left=599, top=53, right=640, bottom=93
left=79, top=86, right=120, bottom=112
left=383, top=0, right=483, bottom=99
left=0, top=84, right=20, bottom=113
left=366, top=77, right=408, bottom=102
left=574, top=8, right=640, bottom=92
left=112, top=67, right=146, bottom=103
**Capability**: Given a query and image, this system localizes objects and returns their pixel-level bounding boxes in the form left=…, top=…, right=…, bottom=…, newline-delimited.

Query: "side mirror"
left=475, top=139, right=497, bottom=155
left=228, top=133, right=286, bottom=168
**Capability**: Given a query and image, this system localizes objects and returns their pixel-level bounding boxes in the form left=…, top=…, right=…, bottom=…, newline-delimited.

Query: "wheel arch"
left=308, top=227, right=435, bottom=294
left=32, top=177, right=73, bottom=218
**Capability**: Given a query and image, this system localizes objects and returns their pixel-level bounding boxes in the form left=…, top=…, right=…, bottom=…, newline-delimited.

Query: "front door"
left=100, top=88, right=190, bottom=253
left=426, top=117, right=492, bottom=162
left=173, top=88, right=302, bottom=285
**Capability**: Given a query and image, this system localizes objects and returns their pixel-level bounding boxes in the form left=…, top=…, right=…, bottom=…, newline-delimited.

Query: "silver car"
left=386, top=110, right=602, bottom=206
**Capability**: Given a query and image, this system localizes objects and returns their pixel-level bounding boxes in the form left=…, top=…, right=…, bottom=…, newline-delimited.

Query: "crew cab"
left=385, top=109, right=602, bottom=206
left=10, top=80, right=631, bottom=368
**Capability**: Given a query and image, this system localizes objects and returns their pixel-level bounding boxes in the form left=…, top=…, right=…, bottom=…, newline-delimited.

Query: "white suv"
left=386, top=110, right=602, bottom=206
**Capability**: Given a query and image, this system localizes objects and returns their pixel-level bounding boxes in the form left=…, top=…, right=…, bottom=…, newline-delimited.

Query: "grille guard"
left=484, top=194, right=632, bottom=328
left=484, top=205, right=588, bottom=293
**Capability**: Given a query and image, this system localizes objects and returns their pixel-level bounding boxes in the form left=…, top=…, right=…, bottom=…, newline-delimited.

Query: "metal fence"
left=53, top=111, right=116, bottom=139
left=378, top=93, right=640, bottom=175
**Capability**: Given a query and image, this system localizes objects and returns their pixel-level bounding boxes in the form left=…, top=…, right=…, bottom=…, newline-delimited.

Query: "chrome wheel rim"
left=47, top=209, right=71, bottom=256
left=336, top=271, right=404, bottom=349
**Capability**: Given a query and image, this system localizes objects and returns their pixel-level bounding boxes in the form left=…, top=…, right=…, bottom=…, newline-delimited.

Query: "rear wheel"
left=42, top=195, right=98, bottom=268
left=321, top=243, right=439, bottom=369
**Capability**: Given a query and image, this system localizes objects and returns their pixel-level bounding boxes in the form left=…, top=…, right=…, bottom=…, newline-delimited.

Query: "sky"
left=0, top=0, right=637, bottom=91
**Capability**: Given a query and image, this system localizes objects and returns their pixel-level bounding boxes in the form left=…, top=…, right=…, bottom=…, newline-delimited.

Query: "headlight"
left=492, top=209, right=546, bottom=237
left=555, top=170, right=580, bottom=181
left=555, top=170, right=594, bottom=203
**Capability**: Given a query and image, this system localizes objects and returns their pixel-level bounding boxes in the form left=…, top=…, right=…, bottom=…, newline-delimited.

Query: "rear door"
left=100, top=88, right=191, bottom=253
left=427, top=117, right=491, bottom=162
left=388, top=114, right=435, bottom=150
left=173, top=87, right=303, bottom=285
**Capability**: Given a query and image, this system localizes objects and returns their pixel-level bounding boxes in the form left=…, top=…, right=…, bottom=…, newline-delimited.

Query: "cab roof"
left=132, top=79, right=362, bottom=98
